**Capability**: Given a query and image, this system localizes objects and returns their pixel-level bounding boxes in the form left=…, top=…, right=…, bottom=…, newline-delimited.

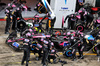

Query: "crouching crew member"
left=95, top=32, right=100, bottom=59
left=33, top=15, right=42, bottom=33
left=71, top=32, right=85, bottom=61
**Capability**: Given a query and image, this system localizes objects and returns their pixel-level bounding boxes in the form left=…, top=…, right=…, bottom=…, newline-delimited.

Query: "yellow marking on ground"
left=59, top=52, right=63, bottom=55
left=30, top=53, right=34, bottom=55
left=16, top=61, right=31, bottom=64
left=16, top=62, right=21, bottom=64
left=12, top=52, right=97, bottom=58
left=12, top=54, right=15, bottom=56
left=58, top=52, right=97, bottom=56
left=76, top=52, right=97, bottom=55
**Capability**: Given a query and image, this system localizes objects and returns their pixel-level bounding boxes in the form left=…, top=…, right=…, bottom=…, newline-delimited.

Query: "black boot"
left=43, top=64, right=47, bottom=66
left=26, top=62, right=28, bottom=66
left=72, top=56, right=76, bottom=61
left=26, top=64, right=28, bottom=66
left=5, top=31, right=10, bottom=34
left=21, top=57, right=25, bottom=65
left=78, top=54, right=84, bottom=59
left=77, top=55, right=81, bottom=58
left=21, top=61, right=24, bottom=65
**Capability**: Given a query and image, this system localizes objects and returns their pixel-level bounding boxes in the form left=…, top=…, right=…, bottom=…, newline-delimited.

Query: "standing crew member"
left=21, top=32, right=32, bottom=66
left=12, top=7, right=23, bottom=31
left=76, top=0, right=85, bottom=12
left=41, top=37, right=52, bottom=66
left=5, top=7, right=12, bottom=34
